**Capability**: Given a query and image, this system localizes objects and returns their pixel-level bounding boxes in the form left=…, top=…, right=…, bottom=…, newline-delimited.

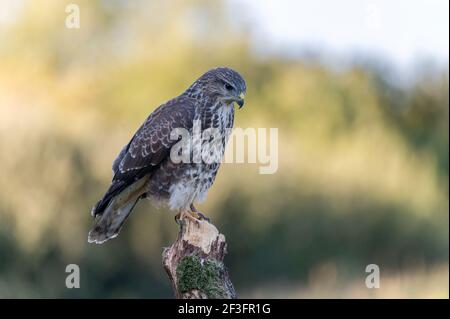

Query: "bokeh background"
left=0, top=0, right=448, bottom=298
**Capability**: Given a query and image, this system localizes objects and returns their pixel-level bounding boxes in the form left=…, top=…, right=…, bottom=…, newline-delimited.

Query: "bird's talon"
left=191, top=211, right=200, bottom=219
left=197, top=212, right=210, bottom=223
left=189, top=204, right=210, bottom=223
left=176, top=210, right=200, bottom=225
left=174, top=213, right=181, bottom=224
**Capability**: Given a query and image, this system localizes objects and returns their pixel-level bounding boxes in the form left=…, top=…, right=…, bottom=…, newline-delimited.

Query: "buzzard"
left=88, top=67, right=246, bottom=244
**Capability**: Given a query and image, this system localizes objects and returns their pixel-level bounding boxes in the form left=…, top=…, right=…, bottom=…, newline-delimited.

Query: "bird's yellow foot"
left=189, top=204, right=211, bottom=223
left=175, top=209, right=200, bottom=225
left=196, top=211, right=210, bottom=222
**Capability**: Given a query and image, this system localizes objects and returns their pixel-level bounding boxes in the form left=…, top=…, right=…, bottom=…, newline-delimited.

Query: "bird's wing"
left=92, top=96, right=196, bottom=216
left=112, top=142, right=130, bottom=174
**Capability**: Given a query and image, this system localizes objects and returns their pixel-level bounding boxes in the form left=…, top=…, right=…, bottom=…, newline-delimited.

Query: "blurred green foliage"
left=0, top=0, right=448, bottom=298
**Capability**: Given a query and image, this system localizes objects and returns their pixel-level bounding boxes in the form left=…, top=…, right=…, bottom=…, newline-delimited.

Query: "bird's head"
left=188, top=67, right=247, bottom=109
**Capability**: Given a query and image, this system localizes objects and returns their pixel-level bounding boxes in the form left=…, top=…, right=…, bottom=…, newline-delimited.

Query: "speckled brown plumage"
left=88, top=67, right=246, bottom=244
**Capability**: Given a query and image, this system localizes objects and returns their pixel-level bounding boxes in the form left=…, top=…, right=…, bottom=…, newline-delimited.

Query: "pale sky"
left=1, top=0, right=448, bottom=70
left=232, top=0, right=449, bottom=69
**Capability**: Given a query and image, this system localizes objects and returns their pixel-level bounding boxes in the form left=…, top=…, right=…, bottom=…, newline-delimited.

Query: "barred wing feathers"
left=91, top=96, right=196, bottom=216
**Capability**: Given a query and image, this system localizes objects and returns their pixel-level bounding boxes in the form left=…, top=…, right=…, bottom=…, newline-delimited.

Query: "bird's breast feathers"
left=165, top=104, right=234, bottom=210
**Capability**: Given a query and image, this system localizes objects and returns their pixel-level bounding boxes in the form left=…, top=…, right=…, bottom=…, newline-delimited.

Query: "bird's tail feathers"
left=88, top=196, right=140, bottom=244
left=88, top=176, right=149, bottom=244
left=91, top=180, right=127, bottom=217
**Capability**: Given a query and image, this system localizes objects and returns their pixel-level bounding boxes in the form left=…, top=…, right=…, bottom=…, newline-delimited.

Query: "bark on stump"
left=162, top=217, right=236, bottom=299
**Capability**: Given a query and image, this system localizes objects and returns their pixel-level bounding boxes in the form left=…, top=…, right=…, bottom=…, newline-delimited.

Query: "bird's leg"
left=190, top=203, right=210, bottom=222
left=175, top=208, right=199, bottom=224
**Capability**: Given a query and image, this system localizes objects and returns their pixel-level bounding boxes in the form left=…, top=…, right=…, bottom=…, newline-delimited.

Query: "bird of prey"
left=88, top=67, right=246, bottom=244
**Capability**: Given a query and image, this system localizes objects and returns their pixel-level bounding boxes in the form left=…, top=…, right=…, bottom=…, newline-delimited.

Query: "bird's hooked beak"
left=235, top=92, right=245, bottom=109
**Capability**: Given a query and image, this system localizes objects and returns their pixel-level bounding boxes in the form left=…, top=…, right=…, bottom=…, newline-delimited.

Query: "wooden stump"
left=162, top=217, right=236, bottom=299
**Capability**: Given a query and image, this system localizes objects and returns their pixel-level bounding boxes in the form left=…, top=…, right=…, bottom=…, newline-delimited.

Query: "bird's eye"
left=224, top=83, right=234, bottom=91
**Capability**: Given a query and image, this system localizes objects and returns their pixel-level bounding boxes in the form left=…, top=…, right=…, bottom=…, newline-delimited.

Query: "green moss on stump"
left=176, top=255, right=226, bottom=299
